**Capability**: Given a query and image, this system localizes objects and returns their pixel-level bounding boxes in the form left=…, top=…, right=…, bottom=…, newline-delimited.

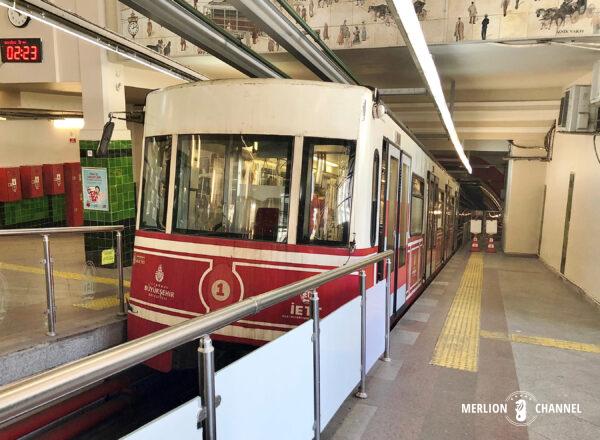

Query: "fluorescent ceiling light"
left=388, top=0, right=472, bottom=174
left=0, top=117, right=6, bottom=121
left=0, top=3, right=185, bottom=81
left=53, top=118, right=85, bottom=129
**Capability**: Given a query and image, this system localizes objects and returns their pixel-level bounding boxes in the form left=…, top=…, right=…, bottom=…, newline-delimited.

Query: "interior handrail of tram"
left=0, top=249, right=394, bottom=424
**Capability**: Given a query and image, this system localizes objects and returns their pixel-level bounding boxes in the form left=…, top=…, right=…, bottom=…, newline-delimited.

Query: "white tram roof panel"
left=144, top=79, right=374, bottom=140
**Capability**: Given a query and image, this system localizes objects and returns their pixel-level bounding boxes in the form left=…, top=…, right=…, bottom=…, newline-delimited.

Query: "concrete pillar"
left=75, top=0, right=135, bottom=266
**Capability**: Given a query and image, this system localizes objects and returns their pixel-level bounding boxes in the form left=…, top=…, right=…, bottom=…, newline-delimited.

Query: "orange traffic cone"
left=470, top=235, right=480, bottom=252
left=486, top=236, right=496, bottom=253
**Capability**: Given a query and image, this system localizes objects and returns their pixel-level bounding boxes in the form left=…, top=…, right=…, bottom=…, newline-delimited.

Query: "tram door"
left=378, top=140, right=401, bottom=306
left=394, top=153, right=412, bottom=313
left=425, top=172, right=438, bottom=280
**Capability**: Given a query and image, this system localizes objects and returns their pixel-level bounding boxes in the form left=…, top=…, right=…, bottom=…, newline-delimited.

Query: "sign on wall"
left=82, top=167, right=109, bottom=211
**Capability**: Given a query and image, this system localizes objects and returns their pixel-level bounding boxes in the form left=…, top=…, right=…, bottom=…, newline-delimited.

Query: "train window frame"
left=139, top=135, right=172, bottom=232
left=370, top=149, right=380, bottom=247
left=409, top=173, right=425, bottom=236
left=297, top=137, right=356, bottom=247
left=172, top=133, right=294, bottom=243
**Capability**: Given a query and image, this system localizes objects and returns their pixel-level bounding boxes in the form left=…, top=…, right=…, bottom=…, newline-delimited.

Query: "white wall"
left=503, top=160, right=547, bottom=255
left=0, top=120, right=80, bottom=166
left=539, top=132, right=600, bottom=303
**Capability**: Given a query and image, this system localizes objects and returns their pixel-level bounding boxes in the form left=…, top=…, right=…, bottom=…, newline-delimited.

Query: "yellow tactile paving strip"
left=0, top=261, right=131, bottom=288
left=480, top=330, right=600, bottom=354
left=430, top=253, right=484, bottom=372
left=73, top=293, right=130, bottom=311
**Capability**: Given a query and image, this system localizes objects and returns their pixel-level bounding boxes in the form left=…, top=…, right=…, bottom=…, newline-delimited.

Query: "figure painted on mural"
left=361, top=21, right=368, bottom=41
left=515, top=0, right=521, bottom=9
left=501, top=0, right=509, bottom=16
left=295, top=3, right=301, bottom=15
left=454, top=17, right=464, bottom=41
left=245, top=32, right=251, bottom=46
left=468, top=2, right=478, bottom=24
left=147, top=39, right=164, bottom=54
left=163, top=40, right=171, bottom=56
left=481, top=14, right=489, bottom=39
left=252, top=30, right=259, bottom=45
left=309, top=0, right=315, bottom=17
left=268, top=38, right=275, bottom=52
left=180, top=37, right=187, bottom=52
left=323, top=22, right=330, bottom=40
left=338, top=20, right=350, bottom=45
left=193, top=0, right=198, bottom=9
left=147, top=19, right=153, bottom=37
left=368, top=4, right=391, bottom=21
left=352, top=26, right=361, bottom=45
left=302, top=5, right=308, bottom=21
left=414, top=0, right=426, bottom=19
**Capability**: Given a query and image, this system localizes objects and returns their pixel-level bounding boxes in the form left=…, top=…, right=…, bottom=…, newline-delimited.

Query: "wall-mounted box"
left=42, top=164, right=65, bottom=195
left=0, top=167, right=22, bottom=202
left=557, top=85, right=593, bottom=133
left=63, top=162, right=83, bottom=226
left=19, top=165, right=44, bottom=199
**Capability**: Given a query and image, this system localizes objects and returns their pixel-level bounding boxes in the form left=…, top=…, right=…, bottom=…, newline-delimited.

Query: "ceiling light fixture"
left=387, top=0, right=472, bottom=174
left=53, top=118, right=85, bottom=129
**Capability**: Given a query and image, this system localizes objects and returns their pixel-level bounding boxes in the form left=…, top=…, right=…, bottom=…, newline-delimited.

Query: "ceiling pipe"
left=230, top=0, right=355, bottom=84
left=379, top=88, right=427, bottom=96
left=271, top=0, right=359, bottom=84
left=119, top=0, right=288, bottom=79
left=0, top=0, right=207, bottom=82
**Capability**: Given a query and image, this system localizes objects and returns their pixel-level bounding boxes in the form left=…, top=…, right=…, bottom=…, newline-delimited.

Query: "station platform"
left=0, top=235, right=129, bottom=384
left=323, top=250, right=600, bottom=440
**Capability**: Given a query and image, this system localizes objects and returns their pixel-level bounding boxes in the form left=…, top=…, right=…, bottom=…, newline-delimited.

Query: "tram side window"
left=140, top=136, right=172, bottom=231
left=410, top=175, right=425, bottom=236
left=173, top=134, right=293, bottom=242
left=298, top=138, right=355, bottom=246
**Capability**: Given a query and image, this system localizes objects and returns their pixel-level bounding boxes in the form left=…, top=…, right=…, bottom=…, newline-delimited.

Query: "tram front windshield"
left=173, top=134, right=293, bottom=242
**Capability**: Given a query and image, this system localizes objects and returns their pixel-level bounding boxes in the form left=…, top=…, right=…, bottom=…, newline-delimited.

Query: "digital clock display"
left=0, top=38, right=43, bottom=63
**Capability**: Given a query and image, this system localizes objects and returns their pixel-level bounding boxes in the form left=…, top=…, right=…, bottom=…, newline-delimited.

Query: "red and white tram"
left=128, top=79, right=459, bottom=371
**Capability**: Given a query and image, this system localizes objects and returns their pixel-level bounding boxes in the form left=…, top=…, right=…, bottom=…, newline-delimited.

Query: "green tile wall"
left=79, top=139, right=136, bottom=267
left=2, top=197, right=48, bottom=226
left=0, top=194, right=66, bottom=228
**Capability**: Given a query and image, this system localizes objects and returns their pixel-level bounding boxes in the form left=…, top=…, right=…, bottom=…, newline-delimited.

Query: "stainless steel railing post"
left=355, top=269, right=367, bottom=399
left=382, top=257, right=392, bottom=362
left=310, top=289, right=321, bottom=440
left=116, top=231, right=126, bottom=317
left=198, top=335, right=217, bottom=440
left=41, top=234, right=57, bottom=337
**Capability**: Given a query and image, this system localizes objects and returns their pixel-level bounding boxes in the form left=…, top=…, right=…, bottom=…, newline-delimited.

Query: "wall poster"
left=82, top=167, right=109, bottom=212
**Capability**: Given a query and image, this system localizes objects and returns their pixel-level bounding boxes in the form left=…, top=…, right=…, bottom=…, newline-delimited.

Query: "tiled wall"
left=79, top=140, right=136, bottom=267
left=0, top=195, right=66, bottom=228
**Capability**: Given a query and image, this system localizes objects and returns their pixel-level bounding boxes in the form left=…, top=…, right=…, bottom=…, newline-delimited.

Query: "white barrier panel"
left=124, top=397, right=201, bottom=439
left=320, top=296, right=361, bottom=430
left=124, top=321, right=314, bottom=440
left=395, top=283, right=407, bottom=314
left=366, top=280, right=386, bottom=372
left=215, top=320, right=314, bottom=440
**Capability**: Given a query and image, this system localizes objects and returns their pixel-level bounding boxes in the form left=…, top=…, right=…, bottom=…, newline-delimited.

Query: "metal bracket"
left=197, top=395, right=221, bottom=429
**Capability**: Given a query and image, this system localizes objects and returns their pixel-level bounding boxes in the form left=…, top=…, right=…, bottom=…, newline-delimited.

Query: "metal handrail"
left=0, top=225, right=124, bottom=236
left=0, top=249, right=393, bottom=425
left=0, top=225, right=127, bottom=336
